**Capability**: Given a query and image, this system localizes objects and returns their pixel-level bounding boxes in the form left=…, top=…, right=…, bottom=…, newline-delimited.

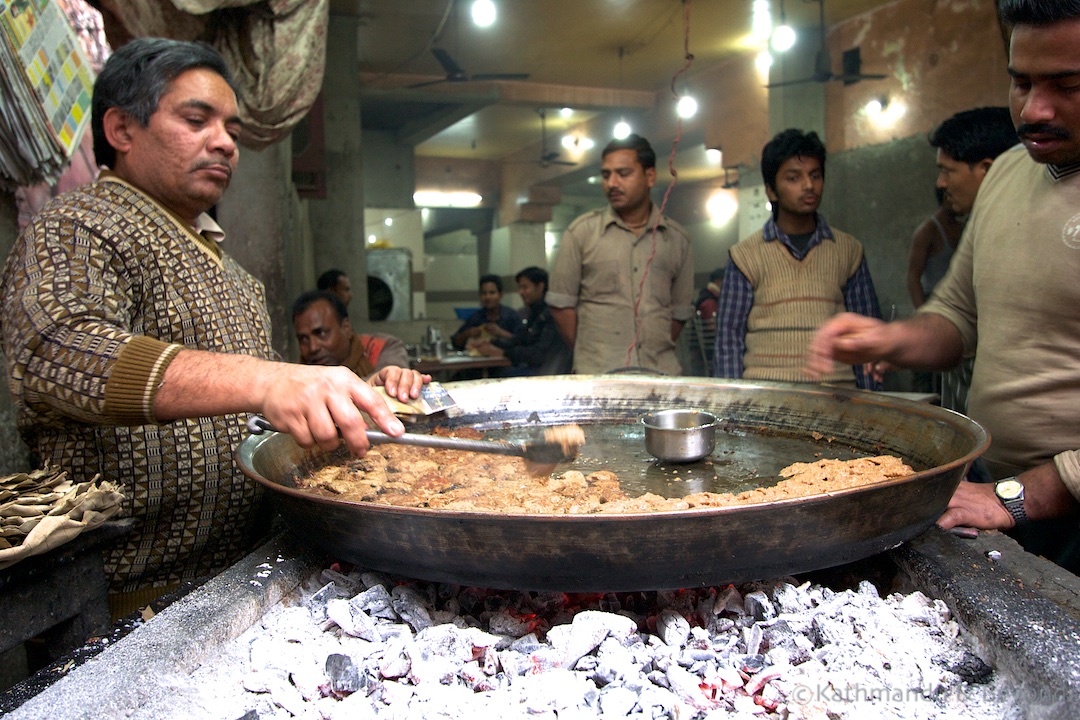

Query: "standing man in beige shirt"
left=548, top=135, right=694, bottom=375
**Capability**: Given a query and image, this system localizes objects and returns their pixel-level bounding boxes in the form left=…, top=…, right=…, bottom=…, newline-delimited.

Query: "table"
left=410, top=353, right=510, bottom=379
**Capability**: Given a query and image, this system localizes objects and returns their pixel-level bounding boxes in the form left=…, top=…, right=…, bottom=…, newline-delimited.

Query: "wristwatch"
left=994, top=477, right=1028, bottom=525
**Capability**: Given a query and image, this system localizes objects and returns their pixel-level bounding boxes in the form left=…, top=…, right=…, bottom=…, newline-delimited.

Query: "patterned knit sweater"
left=1, top=176, right=275, bottom=592
left=730, top=229, right=865, bottom=384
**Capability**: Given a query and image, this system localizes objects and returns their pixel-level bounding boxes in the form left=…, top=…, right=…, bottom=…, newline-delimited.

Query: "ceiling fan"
left=532, top=109, right=577, bottom=168
left=408, top=48, right=529, bottom=89
left=766, top=0, right=887, bottom=88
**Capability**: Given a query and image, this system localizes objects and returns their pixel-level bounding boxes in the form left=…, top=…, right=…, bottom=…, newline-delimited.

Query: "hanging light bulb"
left=771, top=24, right=796, bottom=52
left=676, top=95, right=699, bottom=119
left=771, top=0, right=795, bottom=52
left=613, top=119, right=632, bottom=139
left=471, top=0, right=496, bottom=28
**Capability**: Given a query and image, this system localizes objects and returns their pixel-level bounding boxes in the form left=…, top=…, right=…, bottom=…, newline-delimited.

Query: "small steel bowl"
left=641, top=409, right=720, bottom=463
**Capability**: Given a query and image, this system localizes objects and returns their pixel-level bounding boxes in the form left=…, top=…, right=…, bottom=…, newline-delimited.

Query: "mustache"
left=1016, top=123, right=1071, bottom=141
left=193, top=159, right=234, bottom=176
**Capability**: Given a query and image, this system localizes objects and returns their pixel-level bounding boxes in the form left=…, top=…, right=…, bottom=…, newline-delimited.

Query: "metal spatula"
left=245, top=415, right=578, bottom=464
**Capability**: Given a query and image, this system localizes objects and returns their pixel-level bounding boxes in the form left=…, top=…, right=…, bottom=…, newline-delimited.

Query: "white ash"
left=168, top=568, right=1020, bottom=720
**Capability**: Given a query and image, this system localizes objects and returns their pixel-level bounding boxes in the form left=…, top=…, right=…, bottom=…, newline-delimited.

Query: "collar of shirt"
left=194, top=213, right=226, bottom=244
left=602, top=203, right=665, bottom=236
left=762, top=213, right=834, bottom=260
left=1046, top=161, right=1080, bottom=182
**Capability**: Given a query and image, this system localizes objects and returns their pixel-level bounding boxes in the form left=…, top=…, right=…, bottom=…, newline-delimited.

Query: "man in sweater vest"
left=713, top=129, right=881, bottom=388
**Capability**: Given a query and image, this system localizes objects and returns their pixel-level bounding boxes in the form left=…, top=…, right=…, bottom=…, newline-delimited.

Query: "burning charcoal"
left=707, top=615, right=736, bottom=636
left=375, top=678, right=415, bottom=706
left=771, top=582, right=813, bottom=614
left=574, top=654, right=599, bottom=672
left=743, top=663, right=788, bottom=695
left=242, top=668, right=285, bottom=693
left=762, top=619, right=811, bottom=666
left=320, top=568, right=362, bottom=597
left=744, top=591, right=776, bottom=622
left=379, top=638, right=412, bottom=679
left=488, top=609, right=535, bottom=637
left=359, top=571, right=391, bottom=590
left=737, top=653, right=766, bottom=675
left=657, top=608, right=691, bottom=648
left=573, top=609, right=638, bottom=640
left=352, top=584, right=396, bottom=619
left=743, top=624, right=764, bottom=656
left=731, top=692, right=765, bottom=715
left=856, top=579, right=881, bottom=599
left=379, top=623, right=414, bottom=642
left=326, top=598, right=356, bottom=635
left=308, top=581, right=340, bottom=624
left=509, top=632, right=542, bottom=653
left=808, top=613, right=857, bottom=647
left=638, top=684, right=682, bottom=718
left=546, top=622, right=607, bottom=667
left=665, top=663, right=719, bottom=712
left=497, top=649, right=528, bottom=676
left=715, top=586, right=745, bottom=617
left=390, top=585, right=434, bottom=631
left=943, top=649, right=994, bottom=684
left=326, top=653, right=362, bottom=695
left=265, top=674, right=308, bottom=717
left=597, top=684, right=639, bottom=717
left=342, top=603, right=383, bottom=642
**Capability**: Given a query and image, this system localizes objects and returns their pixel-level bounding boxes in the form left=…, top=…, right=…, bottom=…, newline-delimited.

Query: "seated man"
left=451, top=273, right=522, bottom=351
left=471, top=267, right=571, bottom=376
left=293, top=290, right=408, bottom=375
left=317, top=268, right=352, bottom=308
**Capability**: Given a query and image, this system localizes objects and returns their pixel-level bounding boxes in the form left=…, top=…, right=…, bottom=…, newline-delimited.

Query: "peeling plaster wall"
left=825, top=0, right=1010, bottom=151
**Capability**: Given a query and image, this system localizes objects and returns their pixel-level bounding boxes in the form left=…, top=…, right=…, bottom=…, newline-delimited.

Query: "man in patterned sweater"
left=713, top=129, right=881, bottom=388
left=0, top=38, right=426, bottom=613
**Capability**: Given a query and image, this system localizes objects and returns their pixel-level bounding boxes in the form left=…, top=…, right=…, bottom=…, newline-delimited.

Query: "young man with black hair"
left=471, top=266, right=571, bottom=376
left=450, top=273, right=522, bottom=351
left=714, top=129, right=881, bottom=388
left=808, top=0, right=1080, bottom=571
left=548, top=134, right=694, bottom=375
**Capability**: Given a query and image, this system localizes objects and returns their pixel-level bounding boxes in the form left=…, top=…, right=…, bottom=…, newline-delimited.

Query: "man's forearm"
left=153, top=349, right=275, bottom=420
left=550, top=307, right=577, bottom=349
left=887, top=313, right=965, bottom=370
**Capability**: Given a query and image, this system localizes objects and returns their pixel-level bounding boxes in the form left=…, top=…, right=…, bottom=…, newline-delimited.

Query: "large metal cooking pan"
left=236, top=377, right=988, bottom=591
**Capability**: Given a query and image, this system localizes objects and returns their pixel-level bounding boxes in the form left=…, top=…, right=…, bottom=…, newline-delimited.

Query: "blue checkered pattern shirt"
left=713, top=215, right=882, bottom=390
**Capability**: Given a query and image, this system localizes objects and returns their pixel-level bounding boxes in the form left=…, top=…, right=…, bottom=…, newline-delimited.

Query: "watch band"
left=995, top=478, right=1028, bottom=525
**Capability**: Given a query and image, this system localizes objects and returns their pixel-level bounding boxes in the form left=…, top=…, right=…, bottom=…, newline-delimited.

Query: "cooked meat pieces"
left=296, top=429, right=914, bottom=514
left=543, top=424, right=586, bottom=458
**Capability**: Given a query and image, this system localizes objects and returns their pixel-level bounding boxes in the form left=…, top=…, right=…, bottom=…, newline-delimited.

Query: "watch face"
left=996, top=479, right=1023, bottom=501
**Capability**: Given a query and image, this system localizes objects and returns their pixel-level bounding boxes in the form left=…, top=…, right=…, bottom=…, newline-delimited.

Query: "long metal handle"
left=365, top=430, right=523, bottom=457
left=246, top=415, right=524, bottom=458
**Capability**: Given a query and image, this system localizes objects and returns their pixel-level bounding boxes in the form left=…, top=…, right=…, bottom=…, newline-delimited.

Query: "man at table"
left=0, top=38, right=423, bottom=614
left=292, top=290, right=410, bottom=374
left=451, top=274, right=522, bottom=351
left=470, top=266, right=572, bottom=376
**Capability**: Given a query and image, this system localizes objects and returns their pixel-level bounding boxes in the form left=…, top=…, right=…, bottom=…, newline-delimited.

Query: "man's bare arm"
left=153, top=349, right=405, bottom=456
left=550, top=307, right=577, bottom=349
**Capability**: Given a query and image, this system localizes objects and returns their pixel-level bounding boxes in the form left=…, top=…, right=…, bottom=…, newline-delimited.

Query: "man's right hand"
left=257, top=363, right=405, bottom=456
left=805, top=312, right=892, bottom=381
